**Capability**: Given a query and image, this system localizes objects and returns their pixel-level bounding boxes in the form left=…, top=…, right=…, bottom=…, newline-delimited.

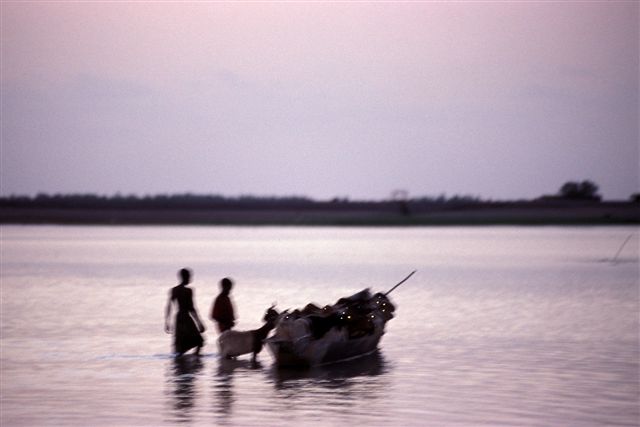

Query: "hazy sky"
left=1, top=2, right=638, bottom=200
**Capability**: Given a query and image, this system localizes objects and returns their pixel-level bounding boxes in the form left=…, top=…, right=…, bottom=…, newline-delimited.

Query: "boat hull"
left=265, top=287, right=396, bottom=367
left=266, top=328, right=384, bottom=367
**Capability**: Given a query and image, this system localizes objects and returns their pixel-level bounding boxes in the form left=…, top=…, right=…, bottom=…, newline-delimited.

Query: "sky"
left=1, top=1, right=638, bottom=201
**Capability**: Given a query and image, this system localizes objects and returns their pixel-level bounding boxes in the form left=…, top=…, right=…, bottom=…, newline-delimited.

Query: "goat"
left=218, top=306, right=279, bottom=362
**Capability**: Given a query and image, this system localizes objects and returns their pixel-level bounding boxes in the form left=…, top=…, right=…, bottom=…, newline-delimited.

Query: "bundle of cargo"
left=265, top=271, right=415, bottom=367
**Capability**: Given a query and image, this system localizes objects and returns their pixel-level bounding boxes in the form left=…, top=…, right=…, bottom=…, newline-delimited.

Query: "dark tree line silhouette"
left=0, top=192, right=489, bottom=210
left=1, top=180, right=636, bottom=211
left=1, top=183, right=637, bottom=226
left=0, top=193, right=315, bottom=210
left=558, top=180, right=601, bottom=201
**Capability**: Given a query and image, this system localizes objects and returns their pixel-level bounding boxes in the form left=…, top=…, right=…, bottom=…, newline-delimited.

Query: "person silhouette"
left=211, top=277, right=236, bottom=333
left=165, top=268, right=206, bottom=356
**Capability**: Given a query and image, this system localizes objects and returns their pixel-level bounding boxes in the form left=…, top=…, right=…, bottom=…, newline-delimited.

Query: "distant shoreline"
left=1, top=201, right=638, bottom=226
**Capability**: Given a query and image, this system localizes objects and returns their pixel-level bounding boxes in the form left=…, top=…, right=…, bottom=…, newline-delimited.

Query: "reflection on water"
left=213, top=358, right=263, bottom=423
left=166, top=355, right=203, bottom=423
left=218, top=358, right=263, bottom=375
left=270, top=350, right=387, bottom=388
left=267, top=350, right=391, bottom=424
left=165, top=352, right=389, bottom=425
left=213, top=362, right=233, bottom=420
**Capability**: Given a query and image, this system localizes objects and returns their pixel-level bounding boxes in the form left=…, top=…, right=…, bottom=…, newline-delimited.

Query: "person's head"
left=179, top=268, right=192, bottom=284
left=220, top=277, right=233, bottom=293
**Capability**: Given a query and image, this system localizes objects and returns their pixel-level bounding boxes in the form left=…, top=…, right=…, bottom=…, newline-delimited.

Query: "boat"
left=265, top=287, right=397, bottom=367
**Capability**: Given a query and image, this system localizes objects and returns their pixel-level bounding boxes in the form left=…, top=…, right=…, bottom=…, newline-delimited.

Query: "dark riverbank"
left=1, top=200, right=637, bottom=226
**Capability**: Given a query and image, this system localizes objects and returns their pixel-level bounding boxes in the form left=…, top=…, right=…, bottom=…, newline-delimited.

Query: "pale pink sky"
left=1, top=1, right=638, bottom=200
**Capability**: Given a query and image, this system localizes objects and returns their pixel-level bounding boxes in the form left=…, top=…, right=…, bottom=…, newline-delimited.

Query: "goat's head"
left=263, top=304, right=280, bottom=324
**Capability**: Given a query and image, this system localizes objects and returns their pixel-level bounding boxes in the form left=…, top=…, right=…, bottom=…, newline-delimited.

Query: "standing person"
left=211, top=277, right=236, bottom=333
left=165, top=268, right=206, bottom=356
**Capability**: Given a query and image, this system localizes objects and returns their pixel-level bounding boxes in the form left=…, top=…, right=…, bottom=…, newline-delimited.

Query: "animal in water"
left=218, top=306, right=280, bottom=362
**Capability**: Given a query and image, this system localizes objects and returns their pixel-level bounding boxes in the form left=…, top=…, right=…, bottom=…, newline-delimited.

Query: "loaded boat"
left=265, top=271, right=414, bottom=367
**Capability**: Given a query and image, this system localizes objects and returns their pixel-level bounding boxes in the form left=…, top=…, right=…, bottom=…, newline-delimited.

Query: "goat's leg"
left=251, top=332, right=262, bottom=363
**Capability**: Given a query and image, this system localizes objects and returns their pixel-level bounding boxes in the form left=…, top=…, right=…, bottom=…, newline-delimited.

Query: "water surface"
left=1, top=226, right=638, bottom=426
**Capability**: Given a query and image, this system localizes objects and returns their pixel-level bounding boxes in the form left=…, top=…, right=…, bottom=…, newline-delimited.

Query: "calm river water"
left=1, top=226, right=638, bottom=426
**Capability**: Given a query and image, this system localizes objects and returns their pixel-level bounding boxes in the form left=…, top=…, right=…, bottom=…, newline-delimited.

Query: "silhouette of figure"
left=211, top=277, right=236, bottom=333
left=165, top=268, right=206, bottom=356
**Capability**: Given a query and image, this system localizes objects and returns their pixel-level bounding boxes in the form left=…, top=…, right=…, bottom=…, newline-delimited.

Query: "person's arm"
left=192, top=310, right=206, bottom=333
left=191, top=290, right=206, bottom=333
left=164, top=291, right=173, bottom=334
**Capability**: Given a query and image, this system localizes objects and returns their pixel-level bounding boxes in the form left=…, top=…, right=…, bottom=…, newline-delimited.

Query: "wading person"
left=211, top=277, right=236, bottom=333
left=165, top=268, right=206, bottom=356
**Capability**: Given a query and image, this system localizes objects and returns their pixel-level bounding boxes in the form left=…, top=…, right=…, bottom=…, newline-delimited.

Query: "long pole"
left=385, top=270, right=417, bottom=296
left=612, top=235, right=633, bottom=264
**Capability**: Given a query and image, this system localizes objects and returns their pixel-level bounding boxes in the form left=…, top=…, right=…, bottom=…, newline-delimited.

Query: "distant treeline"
left=0, top=193, right=486, bottom=210
left=2, top=192, right=637, bottom=225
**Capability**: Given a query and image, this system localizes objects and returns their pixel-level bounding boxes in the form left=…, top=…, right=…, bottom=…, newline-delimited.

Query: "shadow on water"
left=165, top=354, right=203, bottom=423
left=268, top=350, right=388, bottom=390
